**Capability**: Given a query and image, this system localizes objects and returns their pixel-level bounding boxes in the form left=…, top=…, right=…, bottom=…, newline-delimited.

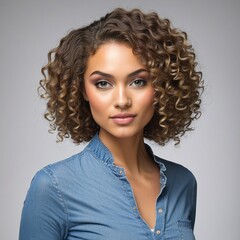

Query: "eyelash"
left=95, top=80, right=112, bottom=89
left=94, top=78, right=147, bottom=89
left=130, top=79, right=147, bottom=87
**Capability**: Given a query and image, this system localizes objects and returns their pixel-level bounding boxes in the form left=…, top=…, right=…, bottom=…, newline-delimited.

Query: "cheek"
left=137, top=89, right=155, bottom=122
left=137, top=89, right=155, bottom=108
left=86, top=91, right=109, bottom=116
left=88, top=98, right=102, bottom=115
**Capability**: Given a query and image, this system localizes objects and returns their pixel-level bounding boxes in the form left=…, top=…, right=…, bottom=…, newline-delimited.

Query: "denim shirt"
left=19, top=134, right=197, bottom=240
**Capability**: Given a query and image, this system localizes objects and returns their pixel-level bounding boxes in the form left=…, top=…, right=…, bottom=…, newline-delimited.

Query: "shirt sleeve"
left=190, top=176, right=197, bottom=230
left=19, top=167, right=68, bottom=240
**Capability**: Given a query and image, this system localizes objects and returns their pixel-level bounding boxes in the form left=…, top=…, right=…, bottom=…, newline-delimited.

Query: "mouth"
left=110, top=113, right=137, bottom=118
left=110, top=113, right=137, bottom=125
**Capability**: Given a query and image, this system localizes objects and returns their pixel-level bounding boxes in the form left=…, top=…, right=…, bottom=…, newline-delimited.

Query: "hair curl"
left=39, top=8, right=203, bottom=145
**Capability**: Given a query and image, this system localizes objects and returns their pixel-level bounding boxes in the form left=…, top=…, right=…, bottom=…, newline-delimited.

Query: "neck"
left=99, top=130, right=152, bottom=175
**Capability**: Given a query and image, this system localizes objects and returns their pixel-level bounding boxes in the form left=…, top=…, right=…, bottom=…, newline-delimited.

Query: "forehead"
left=84, top=43, right=146, bottom=77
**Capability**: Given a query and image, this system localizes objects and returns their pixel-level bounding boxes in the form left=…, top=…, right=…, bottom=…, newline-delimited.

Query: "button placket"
left=158, top=208, right=163, bottom=214
left=154, top=196, right=166, bottom=238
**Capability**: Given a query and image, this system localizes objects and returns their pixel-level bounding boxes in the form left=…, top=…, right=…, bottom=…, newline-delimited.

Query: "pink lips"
left=110, top=113, right=137, bottom=125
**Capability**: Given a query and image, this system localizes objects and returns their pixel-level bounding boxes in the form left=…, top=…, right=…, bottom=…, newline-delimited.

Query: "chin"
left=102, top=128, right=144, bottom=140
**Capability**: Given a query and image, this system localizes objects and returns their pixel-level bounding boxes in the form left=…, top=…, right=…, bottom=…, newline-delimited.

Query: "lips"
left=110, top=113, right=137, bottom=119
left=110, top=113, right=137, bottom=125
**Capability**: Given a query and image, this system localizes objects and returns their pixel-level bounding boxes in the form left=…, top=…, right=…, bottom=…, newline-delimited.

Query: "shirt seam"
left=43, top=166, right=70, bottom=237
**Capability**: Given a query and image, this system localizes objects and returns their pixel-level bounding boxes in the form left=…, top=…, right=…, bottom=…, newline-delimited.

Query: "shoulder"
left=27, top=165, right=65, bottom=202
left=24, top=151, right=87, bottom=212
left=30, top=146, right=99, bottom=192
left=21, top=165, right=70, bottom=239
left=155, top=156, right=197, bottom=187
left=161, top=157, right=195, bottom=177
left=41, top=147, right=92, bottom=179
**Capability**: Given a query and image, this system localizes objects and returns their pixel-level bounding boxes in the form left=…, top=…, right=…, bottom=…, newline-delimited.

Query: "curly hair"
left=39, top=8, right=203, bottom=145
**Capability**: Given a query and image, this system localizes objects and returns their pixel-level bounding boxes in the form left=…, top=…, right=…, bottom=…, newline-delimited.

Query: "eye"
left=130, top=79, right=147, bottom=87
left=95, top=80, right=112, bottom=89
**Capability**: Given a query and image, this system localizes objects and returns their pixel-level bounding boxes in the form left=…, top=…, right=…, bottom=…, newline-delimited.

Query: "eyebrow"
left=89, top=68, right=148, bottom=78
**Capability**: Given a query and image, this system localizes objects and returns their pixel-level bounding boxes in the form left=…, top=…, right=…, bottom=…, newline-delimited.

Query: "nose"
left=114, top=86, right=132, bottom=109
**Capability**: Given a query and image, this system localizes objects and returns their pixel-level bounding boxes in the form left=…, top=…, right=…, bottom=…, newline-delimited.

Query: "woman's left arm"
left=190, top=177, right=197, bottom=230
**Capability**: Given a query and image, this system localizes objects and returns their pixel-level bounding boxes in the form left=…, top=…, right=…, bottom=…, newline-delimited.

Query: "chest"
left=127, top=172, right=160, bottom=229
left=60, top=167, right=195, bottom=240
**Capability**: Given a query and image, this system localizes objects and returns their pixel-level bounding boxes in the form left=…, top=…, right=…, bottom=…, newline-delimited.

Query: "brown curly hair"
left=39, top=8, right=203, bottom=145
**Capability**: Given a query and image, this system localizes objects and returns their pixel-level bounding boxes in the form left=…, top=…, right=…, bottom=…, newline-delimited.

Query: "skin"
left=84, top=42, right=160, bottom=229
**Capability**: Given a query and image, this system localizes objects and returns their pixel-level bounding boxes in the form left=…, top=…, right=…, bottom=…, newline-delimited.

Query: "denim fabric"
left=19, top=134, right=197, bottom=240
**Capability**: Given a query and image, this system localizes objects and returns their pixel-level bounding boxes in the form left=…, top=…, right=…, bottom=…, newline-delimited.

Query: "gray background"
left=1, top=0, right=239, bottom=239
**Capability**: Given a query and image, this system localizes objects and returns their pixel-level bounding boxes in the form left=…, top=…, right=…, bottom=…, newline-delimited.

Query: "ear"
left=81, top=78, right=89, bottom=101
left=82, top=91, right=89, bottom=101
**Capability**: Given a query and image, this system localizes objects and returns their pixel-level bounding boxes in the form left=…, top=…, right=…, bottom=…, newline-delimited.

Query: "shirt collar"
left=86, top=133, right=114, bottom=165
left=145, top=143, right=167, bottom=189
left=86, top=133, right=167, bottom=184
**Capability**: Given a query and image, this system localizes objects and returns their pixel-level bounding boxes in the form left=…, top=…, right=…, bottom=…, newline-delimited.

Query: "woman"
left=19, top=8, right=203, bottom=240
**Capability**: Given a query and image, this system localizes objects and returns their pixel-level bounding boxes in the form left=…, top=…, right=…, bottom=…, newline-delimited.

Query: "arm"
left=19, top=168, right=68, bottom=240
left=190, top=177, right=197, bottom=230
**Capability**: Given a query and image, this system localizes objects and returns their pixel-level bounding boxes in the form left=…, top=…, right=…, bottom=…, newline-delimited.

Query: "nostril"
left=114, top=97, right=132, bottom=109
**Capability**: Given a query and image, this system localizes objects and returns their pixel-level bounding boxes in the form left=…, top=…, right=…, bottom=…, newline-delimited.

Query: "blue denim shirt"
left=19, top=134, right=197, bottom=240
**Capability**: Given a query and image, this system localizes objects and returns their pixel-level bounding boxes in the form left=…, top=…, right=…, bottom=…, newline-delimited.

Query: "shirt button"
left=158, top=208, right=163, bottom=213
left=119, top=170, right=123, bottom=174
left=156, top=230, right=161, bottom=235
left=133, top=206, right=137, bottom=210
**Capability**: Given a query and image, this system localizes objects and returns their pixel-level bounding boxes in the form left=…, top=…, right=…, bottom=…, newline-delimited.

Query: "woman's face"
left=84, top=42, right=155, bottom=140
